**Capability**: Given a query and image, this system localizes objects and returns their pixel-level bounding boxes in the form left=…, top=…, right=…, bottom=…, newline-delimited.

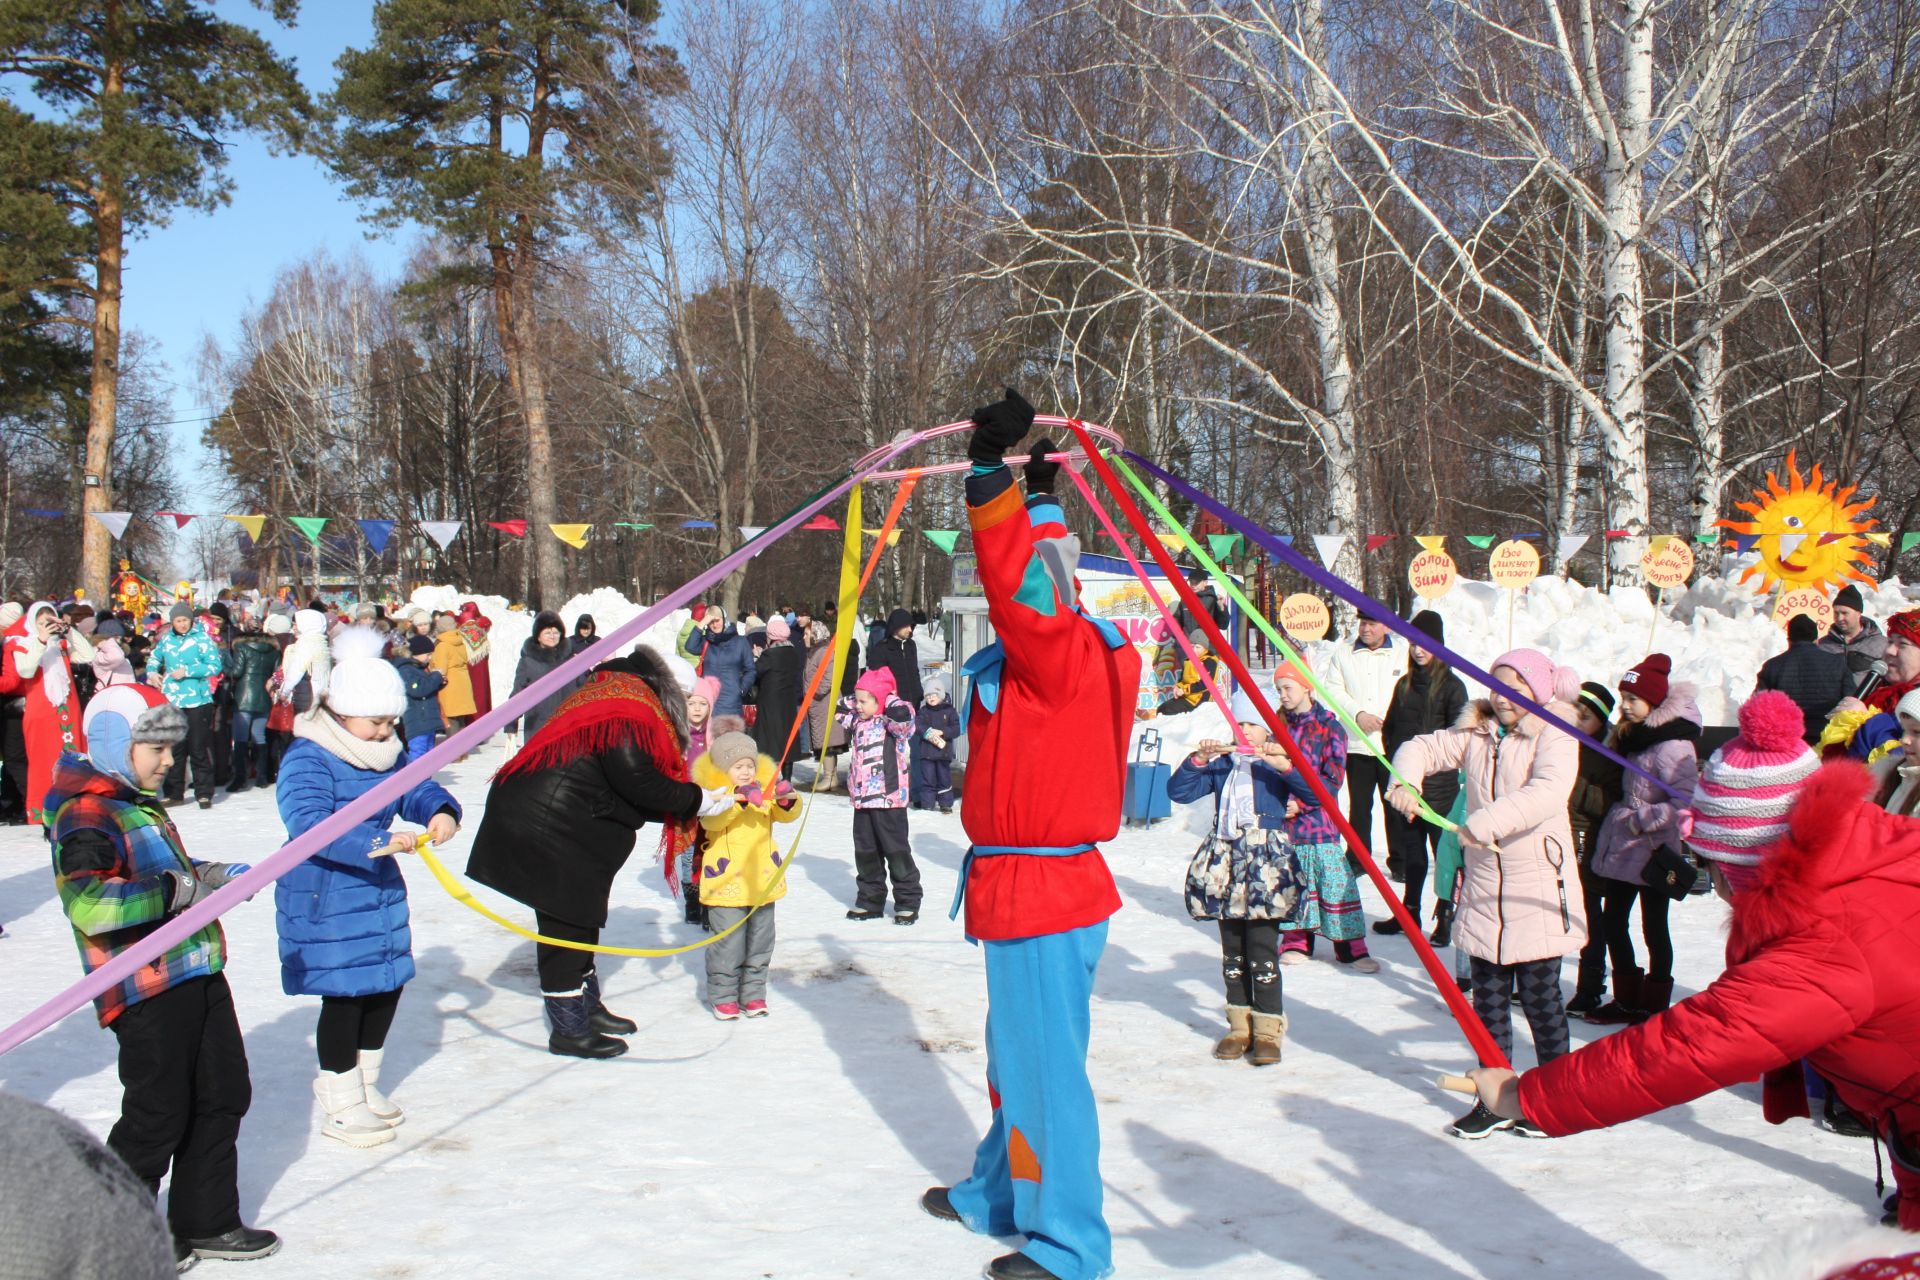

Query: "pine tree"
left=0, top=0, right=310, bottom=601
left=329, top=0, right=672, bottom=608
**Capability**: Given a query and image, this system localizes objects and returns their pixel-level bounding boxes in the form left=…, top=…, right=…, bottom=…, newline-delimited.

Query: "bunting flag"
left=420, top=520, right=463, bottom=549
left=1555, top=534, right=1588, bottom=566
left=1365, top=534, right=1395, bottom=553
left=1865, top=532, right=1891, bottom=547
left=1604, top=529, right=1630, bottom=538
left=1273, top=534, right=1294, bottom=546
left=1731, top=533, right=1761, bottom=554
left=488, top=520, right=528, bottom=539
left=1510, top=532, right=1542, bottom=539
left=1694, top=532, right=1721, bottom=544
left=862, top=527, right=902, bottom=547
left=355, top=519, right=396, bottom=554
left=1155, top=532, right=1185, bottom=552
left=1464, top=535, right=1496, bottom=549
left=25, top=508, right=65, bottom=518
left=801, top=514, right=841, bottom=531
left=1311, top=535, right=1346, bottom=567
left=225, top=514, right=266, bottom=543
left=1206, top=532, right=1242, bottom=562
left=924, top=530, right=961, bottom=555
left=156, top=511, right=194, bottom=530
left=90, top=511, right=133, bottom=540
left=549, top=523, right=591, bottom=549
left=614, top=521, right=653, bottom=531
left=738, top=525, right=767, bottom=541
left=288, top=517, right=328, bottom=546
left=681, top=519, right=715, bottom=529
left=1646, top=534, right=1674, bottom=557
left=1414, top=535, right=1446, bottom=553
left=1903, top=532, right=1920, bottom=555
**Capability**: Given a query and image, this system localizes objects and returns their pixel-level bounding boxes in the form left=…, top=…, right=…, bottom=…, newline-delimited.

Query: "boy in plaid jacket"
left=46, top=683, right=280, bottom=1268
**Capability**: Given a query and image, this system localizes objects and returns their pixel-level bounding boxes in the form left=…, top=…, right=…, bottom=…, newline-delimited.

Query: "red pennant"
left=1817, top=531, right=1846, bottom=545
left=801, top=514, right=841, bottom=530
left=1365, top=534, right=1395, bottom=552
left=1604, top=529, right=1630, bottom=538
left=487, top=520, right=528, bottom=539
left=156, top=511, right=194, bottom=530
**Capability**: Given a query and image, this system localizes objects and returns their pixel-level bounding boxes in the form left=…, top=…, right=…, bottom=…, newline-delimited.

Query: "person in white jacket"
left=277, top=609, right=332, bottom=715
left=1320, top=611, right=1404, bottom=865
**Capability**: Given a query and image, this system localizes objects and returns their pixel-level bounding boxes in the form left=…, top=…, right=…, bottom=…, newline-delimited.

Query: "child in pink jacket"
left=837, top=667, right=922, bottom=924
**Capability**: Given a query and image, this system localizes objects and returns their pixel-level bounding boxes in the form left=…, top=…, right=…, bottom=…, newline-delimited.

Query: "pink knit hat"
left=1489, top=648, right=1578, bottom=706
left=856, top=667, right=896, bottom=700
left=1687, top=690, right=1819, bottom=868
left=765, top=616, right=791, bottom=643
left=689, top=675, right=721, bottom=709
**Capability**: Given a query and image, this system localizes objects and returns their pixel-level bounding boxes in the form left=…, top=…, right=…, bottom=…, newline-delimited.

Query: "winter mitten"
left=737, top=782, right=766, bottom=807
left=357, top=1049, right=403, bottom=1126
left=773, top=778, right=796, bottom=807
left=886, top=700, right=914, bottom=723
left=1024, top=437, right=1061, bottom=494
left=967, top=387, right=1035, bottom=465
left=162, top=868, right=210, bottom=913
left=192, top=862, right=249, bottom=890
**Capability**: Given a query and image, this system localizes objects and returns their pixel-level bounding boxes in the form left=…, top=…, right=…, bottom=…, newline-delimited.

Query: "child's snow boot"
left=357, top=1048, right=402, bottom=1127
left=545, top=989, right=628, bottom=1059
left=583, top=967, right=638, bottom=1035
left=1213, top=1006, right=1253, bottom=1061
left=920, top=1186, right=962, bottom=1223
left=1566, top=953, right=1607, bottom=1016
left=1584, top=966, right=1644, bottom=1025
left=1429, top=900, right=1454, bottom=948
left=1636, top=976, right=1674, bottom=1022
left=1247, top=1012, right=1287, bottom=1067
left=313, top=1069, right=397, bottom=1148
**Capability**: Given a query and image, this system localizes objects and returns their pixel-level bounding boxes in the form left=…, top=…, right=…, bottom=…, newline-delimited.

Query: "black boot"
left=1566, top=953, right=1607, bottom=1016
left=1585, top=967, right=1644, bottom=1025
left=545, top=990, right=628, bottom=1059
left=228, top=743, right=252, bottom=794
left=987, top=1252, right=1064, bottom=1280
left=186, top=1226, right=281, bottom=1261
left=583, top=967, right=638, bottom=1036
left=920, top=1186, right=962, bottom=1222
left=1428, top=900, right=1454, bottom=948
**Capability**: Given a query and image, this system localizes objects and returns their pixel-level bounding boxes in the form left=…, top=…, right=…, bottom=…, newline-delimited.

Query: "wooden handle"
left=1436, top=1074, right=1478, bottom=1095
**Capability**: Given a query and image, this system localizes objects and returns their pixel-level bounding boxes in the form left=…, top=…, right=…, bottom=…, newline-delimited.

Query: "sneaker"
left=1279, top=950, right=1310, bottom=966
left=893, top=911, right=918, bottom=926
left=173, top=1238, right=198, bottom=1273
left=845, top=908, right=884, bottom=921
left=1510, top=1119, right=1551, bottom=1138
left=743, top=1000, right=769, bottom=1018
left=1344, top=955, right=1382, bottom=974
left=187, top=1226, right=281, bottom=1261
left=712, top=1002, right=742, bottom=1021
left=1447, top=1102, right=1516, bottom=1140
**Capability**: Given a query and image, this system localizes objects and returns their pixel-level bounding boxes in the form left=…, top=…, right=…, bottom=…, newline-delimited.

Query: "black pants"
left=1597, top=876, right=1672, bottom=982
left=0, top=699, right=27, bottom=818
left=1574, top=855, right=1609, bottom=993
left=1469, top=956, right=1569, bottom=1067
left=1345, top=753, right=1391, bottom=853
left=107, top=974, right=251, bottom=1239
left=209, top=696, right=233, bottom=787
left=315, top=988, right=403, bottom=1073
left=1384, top=804, right=1445, bottom=916
left=852, top=808, right=921, bottom=912
left=534, top=913, right=599, bottom=994
left=164, top=704, right=217, bottom=802
left=1218, top=919, right=1283, bottom=1014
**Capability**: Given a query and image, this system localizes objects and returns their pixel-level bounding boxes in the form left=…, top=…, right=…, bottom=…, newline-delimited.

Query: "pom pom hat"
left=324, top=626, right=407, bottom=719
left=1688, top=690, right=1819, bottom=867
left=1490, top=648, right=1581, bottom=706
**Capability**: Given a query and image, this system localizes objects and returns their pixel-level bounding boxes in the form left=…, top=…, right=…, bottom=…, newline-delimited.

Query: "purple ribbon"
left=1122, top=450, right=1689, bottom=803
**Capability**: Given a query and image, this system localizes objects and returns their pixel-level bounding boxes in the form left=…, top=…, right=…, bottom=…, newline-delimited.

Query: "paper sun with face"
left=1715, top=451, right=1877, bottom=595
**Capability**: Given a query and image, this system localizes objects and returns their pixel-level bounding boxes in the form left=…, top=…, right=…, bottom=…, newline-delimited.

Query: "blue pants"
left=231, top=710, right=268, bottom=749
left=913, top=757, right=954, bottom=809
left=406, top=733, right=435, bottom=763
left=949, top=921, right=1111, bottom=1280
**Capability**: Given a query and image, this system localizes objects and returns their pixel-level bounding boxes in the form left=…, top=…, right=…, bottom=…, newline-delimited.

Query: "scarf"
left=294, top=708, right=405, bottom=772
left=1220, top=755, right=1258, bottom=837
left=494, top=670, right=698, bottom=885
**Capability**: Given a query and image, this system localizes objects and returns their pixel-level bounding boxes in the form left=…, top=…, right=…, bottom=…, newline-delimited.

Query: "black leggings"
left=316, top=988, right=403, bottom=1073
left=1469, top=956, right=1568, bottom=1066
left=1597, top=876, right=1672, bottom=982
left=1384, top=806, right=1445, bottom=915
left=1218, top=919, right=1284, bottom=1014
left=535, top=912, right=599, bottom=994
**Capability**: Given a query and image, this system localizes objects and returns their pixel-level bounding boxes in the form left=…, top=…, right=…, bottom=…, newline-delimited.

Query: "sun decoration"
left=1715, top=450, right=1877, bottom=596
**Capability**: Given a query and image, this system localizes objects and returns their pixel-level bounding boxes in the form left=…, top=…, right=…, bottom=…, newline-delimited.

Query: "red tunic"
left=3, top=613, right=87, bottom=826
left=959, top=467, right=1138, bottom=941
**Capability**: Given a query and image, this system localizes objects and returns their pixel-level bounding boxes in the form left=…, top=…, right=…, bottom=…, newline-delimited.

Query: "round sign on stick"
left=1409, top=550, right=1458, bottom=600
left=1488, top=540, right=1541, bottom=589
left=1279, top=592, right=1331, bottom=641
left=1773, top=587, right=1835, bottom=633
left=1641, top=536, right=1696, bottom=589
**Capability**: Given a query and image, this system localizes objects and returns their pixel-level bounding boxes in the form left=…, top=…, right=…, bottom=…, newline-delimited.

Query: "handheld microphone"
left=1857, top=658, right=1889, bottom=702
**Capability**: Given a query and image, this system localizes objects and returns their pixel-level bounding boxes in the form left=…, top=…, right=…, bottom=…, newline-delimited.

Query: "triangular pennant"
left=1206, top=532, right=1241, bottom=562
left=1311, top=535, right=1346, bottom=567
left=288, top=516, right=328, bottom=546
left=1645, top=534, right=1673, bottom=557
left=1365, top=534, right=1395, bottom=553
left=738, top=525, right=767, bottom=540
left=488, top=520, right=528, bottom=538
left=802, top=514, right=840, bottom=531
left=1901, top=532, right=1920, bottom=556
left=419, top=520, right=463, bottom=549
left=1555, top=534, right=1589, bottom=566
left=90, top=511, right=133, bottom=540
left=355, top=519, right=396, bottom=553
left=1693, top=531, right=1720, bottom=544
left=614, top=522, right=653, bottom=531
left=1274, top=535, right=1294, bottom=546
left=1864, top=531, right=1891, bottom=547
left=1154, top=532, right=1184, bottom=552
left=25, top=507, right=66, bottom=518
left=1464, top=535, right=1496, bottom=549
left=1413, top=535, right=1446, bottom=553
left=1731, top=533, right=1760, bottom=554
left=1604, top=529, right=1630, bottom=538
left=924, top=530, right=961, bottom=555
left=863, top=527, right=904, bottom=547
left=1510, top=532, right=1542, bottom=540
left=1776, top=532, right=1806, bottom=560
left=225, top=514, right=266, bottom=543
left=681, top=519, right=715, bottom=529
left=549, top=523, right=591, bottom=549
left=156, top=511, right=194, bottom=530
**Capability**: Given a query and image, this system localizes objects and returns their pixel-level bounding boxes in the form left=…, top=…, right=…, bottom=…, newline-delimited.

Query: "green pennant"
left=924, top=529, right=961, bottom=555
left=1206, top=532, right=1242, bottom=562
left=288, top=516, right=328, bottom=546
left=1693, top=531, right=1720, bottom=544
left=614, top=522, right=653, bottom=531
left=1463, top=535, right=1496, bottom=549
left=1903, top=532, right=1920, bottom=556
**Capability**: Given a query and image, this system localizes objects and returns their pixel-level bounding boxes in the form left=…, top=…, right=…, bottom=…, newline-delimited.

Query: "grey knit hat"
left=710, top=731, right=758, bottom=773
left=0, top=1090, right=174, bottom=1277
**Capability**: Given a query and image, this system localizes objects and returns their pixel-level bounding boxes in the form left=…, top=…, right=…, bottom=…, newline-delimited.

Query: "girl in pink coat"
left=1388, top=648, right=1585, bottom=1140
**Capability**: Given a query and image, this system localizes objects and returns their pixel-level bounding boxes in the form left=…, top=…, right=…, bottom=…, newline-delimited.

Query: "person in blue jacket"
left=275, top=628, right=459, bottom=1150
left=911, top=676, right=962, bottom=812
left=1166, top=687, right=1315, bottom=1068
left=386, top=634, right=447, bottom=762
left=683, top=607, right=757, bottom=716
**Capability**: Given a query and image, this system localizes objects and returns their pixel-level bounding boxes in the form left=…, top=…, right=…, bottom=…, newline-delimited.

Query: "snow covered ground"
left=0, top=741, right=1887, bottom=1279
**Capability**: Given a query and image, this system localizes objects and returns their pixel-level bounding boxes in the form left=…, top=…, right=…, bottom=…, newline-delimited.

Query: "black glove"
left=1024, top=437, right=1060, bottom=495
left=967, top=387, right=1036, bottom=466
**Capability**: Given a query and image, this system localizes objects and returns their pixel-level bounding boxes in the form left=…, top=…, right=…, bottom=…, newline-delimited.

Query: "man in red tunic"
left=920, top=390, right=1138, bottom=1280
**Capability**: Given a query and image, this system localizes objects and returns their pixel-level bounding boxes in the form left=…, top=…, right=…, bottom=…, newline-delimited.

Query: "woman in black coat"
left=509, top=610, right=576, bottom=739
left=752, top=617, right=803, bottom=781
left=467, top=648, right=724, bottom=1059
left=867, top=607, right=923, bottom=704
left=1373, top=609, right=1469, bottom=939
left=569, top=613, right=599, bottom=658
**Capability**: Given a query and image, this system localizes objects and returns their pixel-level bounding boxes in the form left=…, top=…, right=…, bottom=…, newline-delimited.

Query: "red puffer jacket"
left=1519, top=762, right=1920, bottom=1223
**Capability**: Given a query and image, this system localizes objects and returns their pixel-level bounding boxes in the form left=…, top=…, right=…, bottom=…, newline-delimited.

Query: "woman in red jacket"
left=1459, top=760, right=1920, bottom=1228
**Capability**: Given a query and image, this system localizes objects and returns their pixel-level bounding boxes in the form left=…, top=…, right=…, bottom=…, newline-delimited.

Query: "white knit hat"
left=324, top=627, right=406, bottom=718
left=295, top=608, right=326, bottom=637
left=1898, top=688, right=1920, bottom=726
left=263, top=613, right=292, bottom=636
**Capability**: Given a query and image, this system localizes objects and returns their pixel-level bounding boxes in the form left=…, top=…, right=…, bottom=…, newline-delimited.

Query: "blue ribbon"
left=949, top=843, right=1097, bottom=920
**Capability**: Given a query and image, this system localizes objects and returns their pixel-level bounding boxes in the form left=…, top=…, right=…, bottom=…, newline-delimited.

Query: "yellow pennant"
left=1414, top=535, right=1446, bottom=554
left=549, top=523, right=591, bottom=549
left=223, top=514, right=265, bottom=542
left=1646, top=534, right=1674, bottom=557
left=862, top=527, right=901, bottom=547
left=1866, top=532, right=1892, bottom=547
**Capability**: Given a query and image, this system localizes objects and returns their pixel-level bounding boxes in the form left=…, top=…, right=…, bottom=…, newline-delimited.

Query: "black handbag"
left=1640, top=844, right=1698, bottom=900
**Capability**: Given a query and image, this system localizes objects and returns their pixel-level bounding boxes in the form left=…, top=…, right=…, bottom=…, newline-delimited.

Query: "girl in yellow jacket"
left=693, top=732, right=800, bottom=1019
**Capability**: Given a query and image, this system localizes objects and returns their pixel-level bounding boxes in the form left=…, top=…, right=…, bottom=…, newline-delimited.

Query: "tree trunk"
left=82, top=62, right=126, bottom=607
left=511, top=262, right=565, bottom=607
left=1598, top=0, right=1654, bottom=584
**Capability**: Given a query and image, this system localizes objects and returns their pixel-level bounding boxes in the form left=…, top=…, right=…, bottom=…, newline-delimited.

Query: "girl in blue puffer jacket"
left=276, top=628, right=460, bottom=1150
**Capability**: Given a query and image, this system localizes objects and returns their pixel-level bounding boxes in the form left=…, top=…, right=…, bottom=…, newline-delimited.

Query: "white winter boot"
left=358, top=1049, right=403, bottom=1127
left=314, top=1069, right=396, bottom=1148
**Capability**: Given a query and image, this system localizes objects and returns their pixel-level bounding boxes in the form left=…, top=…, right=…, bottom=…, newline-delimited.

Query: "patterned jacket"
left=836, top=694, right=915, bottom=809
left=45, top=754, right=224, bottom=1026
left=150, top=623, right=223, bottom=710
left=1279, top=700, right=1348, bottom=846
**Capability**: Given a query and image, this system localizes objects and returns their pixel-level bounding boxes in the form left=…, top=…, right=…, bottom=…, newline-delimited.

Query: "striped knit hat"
left=1688, top=690, right=1819, bottom=866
